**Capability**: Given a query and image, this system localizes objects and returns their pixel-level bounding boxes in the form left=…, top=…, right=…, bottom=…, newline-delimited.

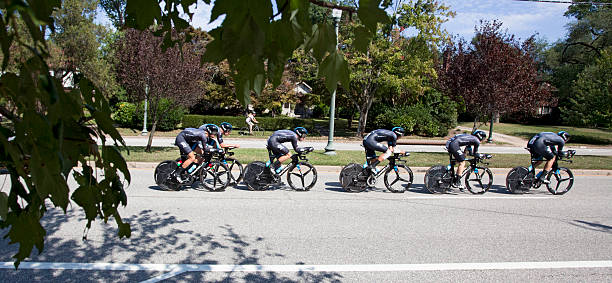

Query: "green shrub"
left=181, top=115, right=340, bottom=133
left=113, top=102, right=137, bottom=127
left=372, top=102, right=456, bottom=137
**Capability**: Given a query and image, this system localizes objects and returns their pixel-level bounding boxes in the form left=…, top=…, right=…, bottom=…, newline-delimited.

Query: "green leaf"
left=318, top=50, right=349, bottom=93
left=305, top=23, right=336, bottom=62
left=358, top=0, right=391, bottom=33
left=0, top=192, right=8, bottom=220
left=5, top=210, right=46, bottom=267
left=126, top=0, right=161, bottom=30
left=102, top=146, right=131, bottom=184
left=353, top=26, right=372, bottom=53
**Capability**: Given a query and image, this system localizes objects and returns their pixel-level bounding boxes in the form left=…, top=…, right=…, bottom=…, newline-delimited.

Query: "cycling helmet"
left=294, top=127, right=308, bottom=138
left=472, top=129, right=487, bottom=141
left=558, top=131, right=570, bottom=142
left=391, top=127, right=406, bottom=137
left=205, top=124, right=219, bottom=135
left=220, top=122, right=233, bottom=133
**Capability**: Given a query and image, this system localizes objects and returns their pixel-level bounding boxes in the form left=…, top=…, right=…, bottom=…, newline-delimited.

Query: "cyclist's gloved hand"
left=476, top=153, right=485, bottom=159
left=296, top=147, right=305, bottom=154
left=558, top=151, right=568, bottom=158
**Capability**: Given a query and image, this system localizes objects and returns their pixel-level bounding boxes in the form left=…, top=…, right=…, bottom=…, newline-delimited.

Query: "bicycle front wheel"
left=254, top=126, right=265, bottom=136
left=287, top=162, right=317, bottom=191
left=199, top=162, right=231, bottom=191
left=225, top=158, right=244, bottom=185
left=546, top=167, right=574, bottom=195
left=383, top=164, right=413, bottom=193
left=465, top=166, right=493, bottom=194
left=424, top=165, right=450, bottom=194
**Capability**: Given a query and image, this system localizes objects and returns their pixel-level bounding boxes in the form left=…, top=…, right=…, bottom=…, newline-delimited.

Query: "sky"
left=95, top=0, right=573, bottom=43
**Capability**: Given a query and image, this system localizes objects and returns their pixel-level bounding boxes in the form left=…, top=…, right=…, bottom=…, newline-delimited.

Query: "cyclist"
left=362, top=127, right=406, bottom=174
left=198, top=122, right=241, bottom=149
left=171, top=128, right=214, bottom=182
left=527, top=131, right=570, bottom=184
left=446, top=129, right=487, bottom=190
left=266, top=127, right=308, bottom=174
left=246, top=111, right=259, bottom=135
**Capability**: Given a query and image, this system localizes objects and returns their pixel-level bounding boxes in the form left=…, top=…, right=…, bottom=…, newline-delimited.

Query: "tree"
left=563, top=48, right=612, bottom=128
left=100, top=0, right=126, bottom=29
left=50, top=0, right=119, bottom=98
left=439, top=20, right=553, bottom=132
left=1, top=1, right=131, bottom=267
left=115, top=28, right=208, bottom=152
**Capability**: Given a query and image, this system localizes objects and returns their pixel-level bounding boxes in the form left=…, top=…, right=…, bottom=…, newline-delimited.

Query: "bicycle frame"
left=266, top=147, right=313, bottom=177
left=366, top=152, right=409, bottom=179
left=446, top=153, right=488, bottom=181
left=521, top=148, right=575, bottom=186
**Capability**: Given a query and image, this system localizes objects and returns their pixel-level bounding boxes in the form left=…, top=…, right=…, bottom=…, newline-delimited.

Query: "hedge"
left=182, top=115, right=349, bottom=134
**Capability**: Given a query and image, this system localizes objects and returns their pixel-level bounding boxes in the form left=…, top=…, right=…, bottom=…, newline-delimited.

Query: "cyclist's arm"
left=291, top=135, right=299, bottom=151
left=472, top=141, right=480, bottom=155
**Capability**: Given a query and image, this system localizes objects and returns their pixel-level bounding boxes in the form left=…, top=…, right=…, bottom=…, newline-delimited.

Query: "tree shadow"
left=0, top=208, right=342, bottom=282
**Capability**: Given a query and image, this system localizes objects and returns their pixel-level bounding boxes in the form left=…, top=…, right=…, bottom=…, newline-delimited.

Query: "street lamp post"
left=141, top=82, right=149, bottom=136
left=324, top=8, right=342, bottom=155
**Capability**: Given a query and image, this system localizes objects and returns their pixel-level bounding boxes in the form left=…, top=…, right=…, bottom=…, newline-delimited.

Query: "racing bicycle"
left=506, top=149, right=576, bottom=195
left=154, top=149, right=231, bottom=191
left=340, top=152, right=414, bottom=193
left=424, top=152, right=493, bottom=194
left=243, top=146, right=317, bottom=191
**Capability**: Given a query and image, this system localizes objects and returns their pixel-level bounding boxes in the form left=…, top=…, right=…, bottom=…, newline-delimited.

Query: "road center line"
left=2, top=260, right=611, bottom=273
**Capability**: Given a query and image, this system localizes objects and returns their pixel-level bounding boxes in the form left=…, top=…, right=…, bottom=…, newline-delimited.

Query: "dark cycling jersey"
left=199, top=124, right=224, bottom=148
left=267, top=130, right=299, bottom=158
left=363, top=129, right=398, bottom=158
left=528, top=132, right=565, bottom=160
left=446, top=134, right=480, bottom=162
left=175, top=128, right=209, bottom=155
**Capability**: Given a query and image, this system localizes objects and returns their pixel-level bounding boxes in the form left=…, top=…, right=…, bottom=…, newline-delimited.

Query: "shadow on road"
left=0, top=208, right=343, bottom=282
left=570, top=220, right=612, bottom=234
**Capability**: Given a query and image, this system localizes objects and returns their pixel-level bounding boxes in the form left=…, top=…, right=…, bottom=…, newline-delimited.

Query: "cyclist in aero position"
left=527, top=131, right=570, bottom=184
left=362, top=127, right=406, bottom=174
left=446, top=129, right=487, bottom=189
left=198, top=123, right=241, bottom=149
left=266, top=127, right=308, bottom=174
left=171, top=127, right=212, bottom=183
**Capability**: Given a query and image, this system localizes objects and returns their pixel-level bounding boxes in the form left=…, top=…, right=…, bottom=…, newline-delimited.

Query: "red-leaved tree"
left=116, top=28, right=210, bottom=151
left=439, top=20, right=553, bottom=135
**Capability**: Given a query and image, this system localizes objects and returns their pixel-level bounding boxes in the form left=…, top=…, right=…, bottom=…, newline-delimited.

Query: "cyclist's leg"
left=271, top=143, right=290, bottom=172
left=535, top=144, right=555, bottom=182
left=449, top=143, right=465, bottom=188
left=367, top=141, right=389, bottom=171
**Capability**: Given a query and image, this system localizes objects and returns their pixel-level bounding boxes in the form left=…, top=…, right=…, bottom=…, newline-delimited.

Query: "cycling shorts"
left=447, top=141, right=465, bottom=162
left=175, top=134, right=198, bottom=155
left=267, top=140, right=289, bottom=158
left=529, top=142, right=555, bottom=160
left=363, top=138, right=388, bottom=159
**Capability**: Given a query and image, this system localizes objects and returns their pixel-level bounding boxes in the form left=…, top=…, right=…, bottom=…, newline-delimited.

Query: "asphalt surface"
left=111, top=136, right=612, bottom=156
left=1, top=168, right=611, bottom=282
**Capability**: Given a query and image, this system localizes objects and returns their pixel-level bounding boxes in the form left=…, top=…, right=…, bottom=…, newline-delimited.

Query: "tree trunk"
left=347, top=111, right=353, bottom=130
left=493, top=111, right=500, bottom=123
left=356, top=98, right=374, bottom=137
left=145, top=120, right=157, bottom=153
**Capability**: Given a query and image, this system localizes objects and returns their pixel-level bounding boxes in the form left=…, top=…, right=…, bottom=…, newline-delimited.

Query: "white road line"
left=2, top=260, right=611, bottom=273
left=399, top=196, right=556, bottom=199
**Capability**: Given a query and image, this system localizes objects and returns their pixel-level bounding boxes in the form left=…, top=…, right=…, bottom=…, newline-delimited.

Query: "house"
left=281, top=82, right=313, bottom=117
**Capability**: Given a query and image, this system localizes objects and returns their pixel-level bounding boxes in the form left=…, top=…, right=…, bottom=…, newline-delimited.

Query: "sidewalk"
left=111, top=136, right=612, bottom=156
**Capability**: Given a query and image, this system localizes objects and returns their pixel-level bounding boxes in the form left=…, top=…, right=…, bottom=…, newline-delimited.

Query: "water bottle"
left=187, top=163, right=196, bottom=174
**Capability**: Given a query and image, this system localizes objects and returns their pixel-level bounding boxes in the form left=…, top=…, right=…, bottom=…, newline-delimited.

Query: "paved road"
left=1, top=168, right=611, bottom=282
left=112, top=136, right=612, bottom=156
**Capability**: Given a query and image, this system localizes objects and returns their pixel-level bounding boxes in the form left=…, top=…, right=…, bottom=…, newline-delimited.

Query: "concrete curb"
left=128, top=162, right=612, bottom=176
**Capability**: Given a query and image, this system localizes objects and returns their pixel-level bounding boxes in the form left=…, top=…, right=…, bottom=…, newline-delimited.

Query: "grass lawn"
left=120, top=147, right=612, bottom=170
left=460, top=122, right=612, bottom=146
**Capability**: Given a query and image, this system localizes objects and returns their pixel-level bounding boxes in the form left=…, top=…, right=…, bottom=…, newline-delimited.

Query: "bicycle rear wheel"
left=465, top=166, right=493, bottom=194
left=341, top=165, right=368, bottom=192
left=154, top=160, right=180, bottom=191
left=287, top=162, right=317, bottom=191
left=424, top=165, right=450, bottom=194
left=546, top=167, right=574, bottom=195
left=506, top=167, right=532, bottom=194
left=199, top=161, right=231, bottom=191
left=243, top=161, right=271, bottom=191
left=383, top=165, right=413, bottom=193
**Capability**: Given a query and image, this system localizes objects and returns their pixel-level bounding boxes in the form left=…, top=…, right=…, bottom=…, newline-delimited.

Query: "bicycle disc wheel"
left=424, top=165, right=450, bottom=194
left=384, top=164, right=414, bottom=193
left=340, top=163, right=360, bottom=186
left=155, top=160, right=180, bottom=191
left=225, top=158, right=244, bottom=185
left=465, top=166, right=493, bottom=194
left=506, top=167, right=532, bottom=194
left=243, top=161, right=271, bottom=191
left=199, top=161, right=231, bottom=191
left=287, top=162, right=317, bottom=191
left=341, top=164, right=368, bottom=192
left=546, top=167, right=574, bottom=195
